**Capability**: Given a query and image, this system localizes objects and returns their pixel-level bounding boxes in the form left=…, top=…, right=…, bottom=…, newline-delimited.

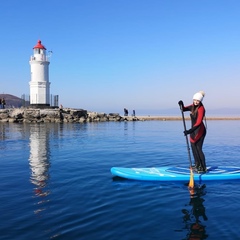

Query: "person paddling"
left=178, top=91, right=207, bottom=173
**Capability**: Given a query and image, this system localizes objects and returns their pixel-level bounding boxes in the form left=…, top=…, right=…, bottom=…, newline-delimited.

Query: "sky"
left=1, top=0, right=240, bottom=115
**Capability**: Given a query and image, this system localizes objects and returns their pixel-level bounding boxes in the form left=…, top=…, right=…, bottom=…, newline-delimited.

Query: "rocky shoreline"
left=0, top=108, right=239, bottom=123
left=0, top=108, right=137, bottom=123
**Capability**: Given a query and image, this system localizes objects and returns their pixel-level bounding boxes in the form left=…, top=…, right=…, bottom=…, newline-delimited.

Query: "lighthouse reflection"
left=28, top=124, right=51, bottom=214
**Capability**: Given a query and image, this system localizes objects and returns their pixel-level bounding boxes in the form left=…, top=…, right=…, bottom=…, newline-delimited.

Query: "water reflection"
left=28, top=124, right=51, bottom=215
left=182, top=185, right=208, bottom=239
left=0, top=123, right=7, bottom=141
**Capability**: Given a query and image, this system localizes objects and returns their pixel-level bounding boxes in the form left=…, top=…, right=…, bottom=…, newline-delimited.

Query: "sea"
left=0, top=120, right=240, bottom=240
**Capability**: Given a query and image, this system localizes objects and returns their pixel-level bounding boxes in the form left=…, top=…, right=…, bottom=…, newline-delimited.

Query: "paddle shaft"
left=180, top=107, right=193, bottom=167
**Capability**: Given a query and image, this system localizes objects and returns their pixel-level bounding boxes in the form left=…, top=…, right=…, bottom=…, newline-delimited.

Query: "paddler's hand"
left=184, top=129, right=191, bottom=136
left=178, top=100, right=184, bottom=109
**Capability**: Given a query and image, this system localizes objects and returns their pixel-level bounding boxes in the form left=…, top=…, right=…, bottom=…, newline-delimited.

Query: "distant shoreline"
left=135, top=116, right=240, bottom=121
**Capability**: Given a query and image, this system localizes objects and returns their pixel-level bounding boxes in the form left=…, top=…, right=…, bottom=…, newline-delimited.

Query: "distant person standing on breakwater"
left=124, top=108, right=128, bottom=116
left=0, top=98, right=1, bottom=109
left=2, top=98, right=5, bottom=109
left=178, top=91, right=207, bottom=173
left=132, top=110, right=135, bottom=117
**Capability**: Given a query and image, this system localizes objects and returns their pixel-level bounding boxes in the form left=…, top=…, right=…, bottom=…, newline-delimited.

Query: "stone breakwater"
left=0, top=108, right=140, bottom=123
left=1, top=108, right=240, bottom=123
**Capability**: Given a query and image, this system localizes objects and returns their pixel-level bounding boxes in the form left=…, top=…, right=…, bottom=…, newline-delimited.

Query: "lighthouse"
left=29, top=40, right=51, bottom=107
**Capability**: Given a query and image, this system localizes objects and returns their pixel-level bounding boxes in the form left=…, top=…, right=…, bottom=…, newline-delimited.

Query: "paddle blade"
left=188, top=167, right=194, bottom=189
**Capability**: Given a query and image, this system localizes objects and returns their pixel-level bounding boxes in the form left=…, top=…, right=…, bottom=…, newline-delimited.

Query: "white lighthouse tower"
left=29, top=40, right=51, bottom=107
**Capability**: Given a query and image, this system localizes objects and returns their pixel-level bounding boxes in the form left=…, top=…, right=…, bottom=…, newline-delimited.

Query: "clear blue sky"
left=1, top=0, right=240, bottom=115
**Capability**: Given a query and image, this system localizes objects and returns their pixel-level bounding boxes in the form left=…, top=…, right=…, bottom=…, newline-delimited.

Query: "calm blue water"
left=0, top=120, right=240, bottom=240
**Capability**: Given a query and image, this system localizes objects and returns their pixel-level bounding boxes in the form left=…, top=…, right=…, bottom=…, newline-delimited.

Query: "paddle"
left=179, top=104, right=194, bottom=189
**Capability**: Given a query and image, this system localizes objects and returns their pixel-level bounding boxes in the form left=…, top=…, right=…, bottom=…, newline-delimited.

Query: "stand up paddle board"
left=111, top=166, right=240, bottom=181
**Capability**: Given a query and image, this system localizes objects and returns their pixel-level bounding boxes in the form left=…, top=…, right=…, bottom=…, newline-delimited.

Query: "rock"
left=9, top=108, right=24, bottom=119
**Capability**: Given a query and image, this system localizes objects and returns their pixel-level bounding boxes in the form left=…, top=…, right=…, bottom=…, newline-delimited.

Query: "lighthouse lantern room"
left=29, top=40, right=51, bottom=107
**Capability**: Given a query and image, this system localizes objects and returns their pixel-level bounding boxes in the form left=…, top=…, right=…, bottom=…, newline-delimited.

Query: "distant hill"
left=0, top=94, right=29, bottom=108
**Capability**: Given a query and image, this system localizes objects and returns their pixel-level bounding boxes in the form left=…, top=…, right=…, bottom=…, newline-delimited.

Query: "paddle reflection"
left=182, top=185, right=208, bottom=239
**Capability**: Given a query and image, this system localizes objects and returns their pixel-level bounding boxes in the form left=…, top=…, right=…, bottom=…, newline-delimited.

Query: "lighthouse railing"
left=21, top=94, right=59, bottom=108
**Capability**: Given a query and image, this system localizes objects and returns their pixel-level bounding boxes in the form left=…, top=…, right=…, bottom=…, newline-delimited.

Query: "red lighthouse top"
left=33, top=40, right=46, bottom=50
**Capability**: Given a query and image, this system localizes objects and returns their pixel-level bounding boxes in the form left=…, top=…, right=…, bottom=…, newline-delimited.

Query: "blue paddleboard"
left=111, top=166, right=240, bottom=181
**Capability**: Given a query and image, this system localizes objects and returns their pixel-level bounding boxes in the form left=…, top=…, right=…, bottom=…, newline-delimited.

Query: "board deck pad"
left=166, top=166, right=234, bottom=174
left=111, top=166, right=240, bottom=182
